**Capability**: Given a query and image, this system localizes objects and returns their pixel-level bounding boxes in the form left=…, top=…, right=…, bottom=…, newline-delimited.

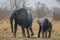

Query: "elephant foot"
left=45, top=36, right=47, bottom=38
left=23, top=36, right=26, bottom=38
left=14, top=35, right=16, bottom=38
left=22, top=33, right=26, bottom=38
left=48, top=36, right=50, bottom=38
left=27, top=35, right=30, bottom=38
left=38, top=35, right=40, bottom=38
left=13, top=33, right=16, bottom=38
left=31, top=33, right=34, bottom=36
left=45, top=37, right=47, bottom=38
left=42, top=36, right=44, bottom=38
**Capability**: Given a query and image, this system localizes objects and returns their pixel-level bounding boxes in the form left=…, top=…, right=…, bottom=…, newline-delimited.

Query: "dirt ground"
left=0, top=17, right=60, bottom=40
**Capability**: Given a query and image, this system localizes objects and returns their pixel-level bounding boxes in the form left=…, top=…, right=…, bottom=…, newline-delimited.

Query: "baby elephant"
left=38, top=18, right=52, bottom=38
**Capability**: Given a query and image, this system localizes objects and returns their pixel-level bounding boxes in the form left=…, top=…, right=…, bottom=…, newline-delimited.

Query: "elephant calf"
left=38, top=18, right=52, bottom=38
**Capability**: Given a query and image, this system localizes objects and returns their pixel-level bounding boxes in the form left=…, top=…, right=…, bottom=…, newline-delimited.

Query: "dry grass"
left=0, top=17, right=60, bottom=40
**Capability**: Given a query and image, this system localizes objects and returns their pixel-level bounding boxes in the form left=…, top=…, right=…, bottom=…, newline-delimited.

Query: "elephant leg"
left=14, top=23, right=17, bottom=37
left=45, top=32, right=47, bottom=38
left=38, top=26, right=41, bottom=38
left=26, top=28, right=30, bottom=38
left=21, top=27, right=26, bottom=37
left=29, top=26, right=34, bottom=36
left=48, top=30, right=51, bottom=38
left=42, top=31, right=44, bottom=38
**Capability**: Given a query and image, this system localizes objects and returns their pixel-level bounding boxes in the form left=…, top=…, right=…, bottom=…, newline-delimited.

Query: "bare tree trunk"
left=14, top=0, right=19, bottom=9
left=10, top=0, right=21, bottom=10
left=10, top=0, right=15, bottom=10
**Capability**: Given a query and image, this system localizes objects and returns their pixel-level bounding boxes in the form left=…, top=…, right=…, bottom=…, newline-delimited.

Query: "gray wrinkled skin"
left=10, top=8, right=34, bottom=38
left=38, top=18, right=52, bottom=38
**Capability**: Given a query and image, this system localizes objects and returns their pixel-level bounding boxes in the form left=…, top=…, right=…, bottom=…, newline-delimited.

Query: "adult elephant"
left=38, top=18, right=52, bottom=38
left=10, top=8, right=34, bottom=38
